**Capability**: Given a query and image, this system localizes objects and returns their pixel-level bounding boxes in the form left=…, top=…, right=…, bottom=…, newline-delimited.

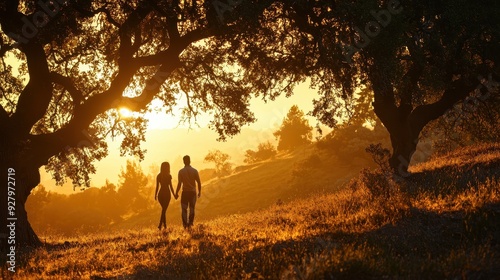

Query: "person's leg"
left=158, top=199, right=164, bottom=229
left=158, top=208, right=163, bottom=229
left=159, top=207, right=167, bottom=229
left=159, top=196, right=170, bottom=229
left=181, top=192, right=189, bottom=228
left=188, top=193, right=197, bottom=227
left=163, top=196, right=171, bottom=229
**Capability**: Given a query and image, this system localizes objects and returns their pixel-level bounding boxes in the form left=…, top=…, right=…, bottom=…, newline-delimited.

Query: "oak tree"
left=283, top=0, right=499, bottom=174
left=0, top=0, right=302, bottom=248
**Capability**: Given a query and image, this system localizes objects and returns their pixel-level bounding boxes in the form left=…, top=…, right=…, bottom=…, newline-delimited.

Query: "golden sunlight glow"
left=118, top=107, right=134, bottom=118
left=144, top=98, right=210, bottom=130
left=144, top=99, right=180, bottom=130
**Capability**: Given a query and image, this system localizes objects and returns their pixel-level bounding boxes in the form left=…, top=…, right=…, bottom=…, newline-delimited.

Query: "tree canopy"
left=1, top=0, right=303, bottom=189
left=292, top=0, right=500, bottom=172
left=117, top=160, right=149, bottom=212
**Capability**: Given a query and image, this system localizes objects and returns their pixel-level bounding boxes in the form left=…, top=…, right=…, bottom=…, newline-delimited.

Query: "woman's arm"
left=155, top=174, right=160, bottom=200
left=169, top=176, right=177, bottom=199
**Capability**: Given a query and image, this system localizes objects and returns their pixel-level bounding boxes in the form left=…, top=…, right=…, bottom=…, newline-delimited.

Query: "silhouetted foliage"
left=26, top=182, right=124, bottom=235
left=118, top=160, right=149, bottom=213
left=273, top=105, right=313, bottom=151
left=425, top=87, right=500, bottom=155
left=317, top=88, right=390, bottom=163
left=292, top=0, right=500, bottom=172
left=244, top=141, right=277, bottom=163
left=204, top=150, right=232, bottom=177
left=365, top=143, right=391, bottom=174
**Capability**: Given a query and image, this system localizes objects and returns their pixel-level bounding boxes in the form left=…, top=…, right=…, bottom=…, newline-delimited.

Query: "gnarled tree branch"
left=49, top=72, right=84, bottom=105
left=10, top=43, right=52, bottom=135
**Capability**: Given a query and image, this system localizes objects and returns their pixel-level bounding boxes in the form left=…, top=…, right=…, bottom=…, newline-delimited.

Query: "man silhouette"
left=175, top=155, right=202, bottom=229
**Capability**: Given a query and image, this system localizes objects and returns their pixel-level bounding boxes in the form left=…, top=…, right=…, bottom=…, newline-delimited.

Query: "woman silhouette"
left=155, top=162, right=176, bottom=230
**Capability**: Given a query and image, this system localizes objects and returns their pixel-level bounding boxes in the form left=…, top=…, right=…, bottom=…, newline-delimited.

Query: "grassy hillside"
left=5, top=144, right=500, bottom=279
left=113, top=144, right=374, bottom=230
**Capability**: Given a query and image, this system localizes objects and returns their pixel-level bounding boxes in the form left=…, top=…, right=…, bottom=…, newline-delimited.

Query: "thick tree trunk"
left=372, top=100, right=419, bottom=176
left=14, top=167, right=42, bottom=247
left=1, top=150, right=42, bottom=253
left=386, top=122, right=419, bottom=177
left=370, top=66, right=481, bottom=176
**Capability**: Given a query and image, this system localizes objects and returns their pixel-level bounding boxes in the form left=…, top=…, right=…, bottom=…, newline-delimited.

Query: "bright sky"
left=143, top=81, right=319, bottom=131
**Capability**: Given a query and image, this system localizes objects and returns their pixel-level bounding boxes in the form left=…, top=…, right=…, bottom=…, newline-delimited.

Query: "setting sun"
left=117, top=99, right=199, bottom=130
left=118, top=107, right=134, bottom=118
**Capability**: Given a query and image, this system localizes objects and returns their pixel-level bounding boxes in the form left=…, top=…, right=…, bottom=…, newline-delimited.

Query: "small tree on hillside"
left=244, top=141, right=277, bottom=163
left=204, top=150, right=232, bottom=177
left=274, top=105, right=313, bottom=151
left=117, top=160, right=149, bottom=213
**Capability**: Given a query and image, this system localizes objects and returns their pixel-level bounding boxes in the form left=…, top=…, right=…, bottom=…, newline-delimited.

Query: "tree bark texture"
left=372, top=76, right=479, bottom=176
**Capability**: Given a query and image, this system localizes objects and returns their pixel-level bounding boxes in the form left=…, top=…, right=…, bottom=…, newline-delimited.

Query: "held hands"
left=198, top=191, right=201, bottom=198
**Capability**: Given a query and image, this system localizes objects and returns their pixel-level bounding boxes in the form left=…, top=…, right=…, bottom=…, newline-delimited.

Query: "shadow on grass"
left=106, top=199, right=499, bottom=279
left=105, top=145, right=500, bottom=279
left=406, top=148, right=500, bottom=197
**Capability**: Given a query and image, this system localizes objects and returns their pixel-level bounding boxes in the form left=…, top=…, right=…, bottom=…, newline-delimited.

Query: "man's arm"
left=196, top=171, right=202, bottom=197
left=169, top=177, right=175, bottom=197
left=175, top=171, right=182, bottom=197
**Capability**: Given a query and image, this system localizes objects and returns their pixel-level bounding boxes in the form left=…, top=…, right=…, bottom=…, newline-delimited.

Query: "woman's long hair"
left=160, top=162, right=170, bottom=181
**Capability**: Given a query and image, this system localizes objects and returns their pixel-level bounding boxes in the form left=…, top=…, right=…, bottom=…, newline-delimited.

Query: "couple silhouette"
left=155, top=155, right=202, bottom=230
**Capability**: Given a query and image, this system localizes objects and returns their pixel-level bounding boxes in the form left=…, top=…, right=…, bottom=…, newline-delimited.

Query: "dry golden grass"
left=5, top=144, right=500, bottom=279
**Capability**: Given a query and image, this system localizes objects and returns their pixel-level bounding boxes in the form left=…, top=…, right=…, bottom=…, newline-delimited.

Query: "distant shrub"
left=350, top=168, right=411, bottom=222
left=357, top=169, right=392, bottom=198
left=291, top=153, right=322, bottom=178
left=204, top=150, right=233, bottom=177
left=365, top=143, right=391, bottom=174
left=199, top=168, right=217, bottom=181
left=244, top=141, right=277, bottom=164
